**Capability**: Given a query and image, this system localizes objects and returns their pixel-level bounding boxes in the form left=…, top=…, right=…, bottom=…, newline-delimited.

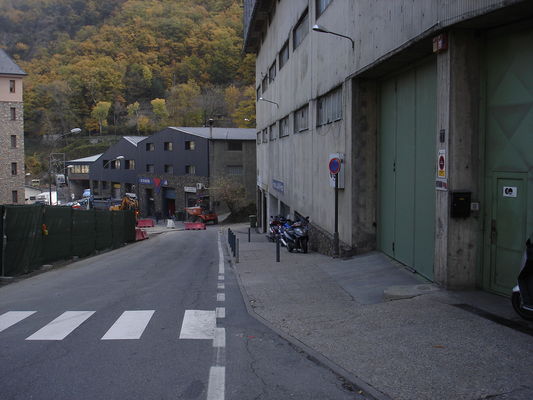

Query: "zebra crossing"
left=0, top=308, right=225, bottom=341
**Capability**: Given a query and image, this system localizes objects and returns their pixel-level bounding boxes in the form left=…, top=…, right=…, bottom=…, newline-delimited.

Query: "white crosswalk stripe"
left=0, top=311, right=36, bottom=333
left=179, top=310, right=216, bottom=339
left=101, top=310, right=155, bottom=340
left=26, top=311, right=95, bottom=341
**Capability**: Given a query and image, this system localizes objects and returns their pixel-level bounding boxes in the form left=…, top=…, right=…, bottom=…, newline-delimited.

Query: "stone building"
left=245, top=0, right=533, bottom=295
left=0, top=49, right=26, bottom=204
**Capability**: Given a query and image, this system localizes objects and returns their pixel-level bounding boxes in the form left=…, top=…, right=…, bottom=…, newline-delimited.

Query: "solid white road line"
left=218, top=274, right=224, bottom=281
left=206, top=366, right=225, bottom=400
left=26, top=311, right=95, bottom=341
left=101, top=310, right=155, bottom=340
left=0, top=311, right=36, bottom=333
left=217, top=293, right=225, bottom=302
left=218, top=234, right=225, bottom=275
left=217, top=283, right=225, bottom=290
left=213, top=327, right=226, bottom=348
left=216, top=307, right=225, bottom=319
left=179, top=310, right=216, bottom=339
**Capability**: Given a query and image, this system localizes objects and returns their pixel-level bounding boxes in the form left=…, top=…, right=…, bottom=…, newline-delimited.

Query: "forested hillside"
left=0, top=0, right=255, bottom=141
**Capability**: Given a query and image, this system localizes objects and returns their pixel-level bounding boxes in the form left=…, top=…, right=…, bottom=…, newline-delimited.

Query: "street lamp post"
left=47, top=128, right=81, bottom=205
left=312, top=24, right=355, bottom=49
left=100, top=155, right=124, bottom=199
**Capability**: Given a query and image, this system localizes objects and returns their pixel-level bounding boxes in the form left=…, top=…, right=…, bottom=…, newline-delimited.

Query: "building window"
left=316, top=0, right=333, bottom=18
left=12, top=190, right=18, bottom=203
left=262, top=128, right=268, bottom=143
left=9, top=80, right=15, bottom=93
left=257, top=132, right=261, bottom=145
left=227, top=165, right=244, bottom=176
left=146, top=164, right=154, bottom=173
left=185, top=141, right=196, bottom=150
left=103, top=159, right=109, bottom=169
left=279, top=116, right=290, bottom=137
left=125, top=160, right=135, bottom=170
left=279, top=40, right=289, bottom=70
left=227, top=141, right=243, bottom=151
left=164, top=142, right=173, bottom=151
left=10, top=107, right=16, bottom=120
left=294, top=104, right=309, bottom=133
left=102, top=181, right=108, bottom=190
left=185, top=165, right=196, bottom=175
left=72, top=164, right=89, bottom=174
left=11, top=162, right=17, bottom=175
left=317, top=86, right=342, bottom=126
left=10, top=135, right=16, bottom=148
left=164, top=164, right=173, bottom=174
left=293, top=9, right=309, bottom=49
left=269, top=61, right=277, bottom=84
left=262, top=74, right=268, bottom=94
left=269, top=123, right=277, bottom=140
left=111, top=160, right=120, bottom=169
left=145, top=143, right=155, bottom=151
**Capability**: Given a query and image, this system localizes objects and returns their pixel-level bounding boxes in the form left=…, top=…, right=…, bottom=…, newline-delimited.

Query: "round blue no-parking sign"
left=328, top=157, right=341, bottom=175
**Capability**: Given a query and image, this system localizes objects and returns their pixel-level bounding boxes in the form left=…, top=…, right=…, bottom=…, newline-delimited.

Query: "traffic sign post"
left=328, top=155, right=342, bottom=258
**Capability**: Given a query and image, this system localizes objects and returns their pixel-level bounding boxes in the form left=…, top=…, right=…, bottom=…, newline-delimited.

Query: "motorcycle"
left=267, top=215, right=286, bottom=242
left=511, top=238, right=533, bottom=321
left=279, top=217, right=309, bottom=253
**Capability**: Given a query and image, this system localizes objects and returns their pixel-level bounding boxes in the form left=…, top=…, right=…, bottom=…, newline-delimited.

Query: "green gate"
left=378, top=60, right=437, bottom=280
left=483, top=26, right=533, bottom=295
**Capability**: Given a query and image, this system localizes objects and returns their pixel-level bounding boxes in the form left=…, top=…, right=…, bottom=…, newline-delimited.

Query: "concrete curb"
left=221, top=230, right=393, bottom=400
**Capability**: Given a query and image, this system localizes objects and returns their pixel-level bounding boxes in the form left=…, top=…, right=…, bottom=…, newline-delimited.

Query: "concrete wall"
left=0, top=75, right=23, bottom=102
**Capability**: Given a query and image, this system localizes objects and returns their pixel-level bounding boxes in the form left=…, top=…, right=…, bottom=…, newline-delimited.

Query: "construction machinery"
left=109, top=193, right=139, bottom=218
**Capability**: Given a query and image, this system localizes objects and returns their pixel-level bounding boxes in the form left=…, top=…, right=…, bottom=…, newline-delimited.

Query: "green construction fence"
left=0, top=205, right=136, bottom=277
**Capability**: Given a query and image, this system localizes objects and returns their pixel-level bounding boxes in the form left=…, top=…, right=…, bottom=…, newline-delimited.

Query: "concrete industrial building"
left=245, top=0, right=533, bottom=295
left=0, top=49, right=26, bottom=204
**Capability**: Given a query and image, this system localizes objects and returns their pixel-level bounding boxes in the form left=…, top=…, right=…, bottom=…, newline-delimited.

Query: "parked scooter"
left=267, top=215, right=286, bottom=242
left=512, top=238, right=533, bottom=321
left=279, top=217, right=309, bottom=253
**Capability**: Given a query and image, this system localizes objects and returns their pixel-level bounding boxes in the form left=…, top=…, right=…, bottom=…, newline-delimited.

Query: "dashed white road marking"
left=0, top=311, right=36, bottom=333
left=217, top=283, right=225, bottom=290
left=101, top=310, right=155, bottom=340
left=218, top=274, right=224, bottom=281
left=179, top=310, right=216, bottom=339
left=213, top=327, right=226, bottom=348
left=217, top=293, right=225, bottom=302
left=216, top=307, right=225, bottom=319
left=207, top=366, right=225, bottom=400
left=218, top=237, right=225, bottom=275
left=26, top=311, right=95, bottom=341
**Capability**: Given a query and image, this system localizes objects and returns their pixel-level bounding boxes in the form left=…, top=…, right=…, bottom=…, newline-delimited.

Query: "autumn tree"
left=151, top=98, right=169, bottom=128
left=91, top=101, right=112, bottom=135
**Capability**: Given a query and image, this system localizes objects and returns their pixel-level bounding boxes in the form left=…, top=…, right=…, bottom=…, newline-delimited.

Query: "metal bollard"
left=248, top=227, right=251, bottom=242
left=236, top=238, right=239, bottom=263
left=276, top=238, right=280, bottom=262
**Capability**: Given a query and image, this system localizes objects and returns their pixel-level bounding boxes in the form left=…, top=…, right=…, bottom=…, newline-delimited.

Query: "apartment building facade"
left=245, top=0, right=533, bottom=294
left=0, top=49, right=26, bottom=204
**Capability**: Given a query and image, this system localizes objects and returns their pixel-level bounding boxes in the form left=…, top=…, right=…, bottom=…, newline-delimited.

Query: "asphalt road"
left=0, top=228, right=366, bottom=400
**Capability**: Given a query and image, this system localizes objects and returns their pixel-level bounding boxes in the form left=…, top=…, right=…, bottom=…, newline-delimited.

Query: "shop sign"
left=272, top=179, right=284, bottom=193
left=184, top=186, right=197, bottom=193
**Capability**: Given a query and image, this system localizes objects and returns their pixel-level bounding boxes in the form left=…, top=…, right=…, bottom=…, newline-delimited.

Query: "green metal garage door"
left=378, top=60, right=437, bottom=280
left=483, top=27, right=533, bottom=295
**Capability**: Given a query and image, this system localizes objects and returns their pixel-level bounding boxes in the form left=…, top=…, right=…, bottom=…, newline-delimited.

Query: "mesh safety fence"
left=0, top=206, right=135, bottom=277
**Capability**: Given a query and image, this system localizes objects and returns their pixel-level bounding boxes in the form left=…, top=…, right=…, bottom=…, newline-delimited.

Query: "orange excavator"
left=109, top=193, right=140, bottom=218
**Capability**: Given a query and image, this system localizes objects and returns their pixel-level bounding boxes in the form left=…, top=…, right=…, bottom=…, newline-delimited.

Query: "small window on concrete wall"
left=9, top=80, right=15, bottom=93
left=185, top=165, right=196, bottom=175
left=262, top=128, right=268, bottom=143
left=10, top=107, right=16, bottom=120
left=257, top=132, right=261, bottom=144
left=269, top=123, right=277, bottom=140
left=279, top=40, right=289, bottom=69
left=227, top=165, right=243, bottom=175
left=279, top=115, right=290, bottom=137
left=316, top=0, right=332, bottom=18
left=185, top=141, right=196, bottom=150
left=227, top=141, right=242, bottom=151
left=12, top=191, right=18, bottom=203
left=146, top=164, right=154, bottom=173
left=11, top=162, right=17, bottom=175
left=164, top=164, right=173, bottom=174
left=294, top=104, right=309, bottom=133
left=164, top=142, right=173, bottom=151
left=317, top=86, right=342, bottom=126
left=146, top=143, right=155, bottom=151
left=293, top=9, right=309, bottom=49
left=10, top=135, right=16, bottom=148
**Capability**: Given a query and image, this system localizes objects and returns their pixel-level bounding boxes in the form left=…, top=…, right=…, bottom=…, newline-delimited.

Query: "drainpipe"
left=1, top=207, right=7, bottom=277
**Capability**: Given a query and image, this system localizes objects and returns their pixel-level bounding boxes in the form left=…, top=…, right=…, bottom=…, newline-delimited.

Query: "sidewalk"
left=226, top=223, right=533, bottom=400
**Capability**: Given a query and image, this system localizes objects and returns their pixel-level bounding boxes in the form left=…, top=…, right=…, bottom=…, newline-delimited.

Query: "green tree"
left=127, top=101, right=141, bottom=133
left=91, top=101, right=112, bottom=135
left=151, top=98, right=169, bottom=128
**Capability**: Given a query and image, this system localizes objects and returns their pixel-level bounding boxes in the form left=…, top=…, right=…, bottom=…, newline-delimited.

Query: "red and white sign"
left=437, top=150, right=446, bottom=178
left=329, top=157, right=341, bottom=175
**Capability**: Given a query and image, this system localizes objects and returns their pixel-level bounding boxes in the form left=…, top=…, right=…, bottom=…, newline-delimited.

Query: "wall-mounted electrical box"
left=451, top=191, right=471, bottom=218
